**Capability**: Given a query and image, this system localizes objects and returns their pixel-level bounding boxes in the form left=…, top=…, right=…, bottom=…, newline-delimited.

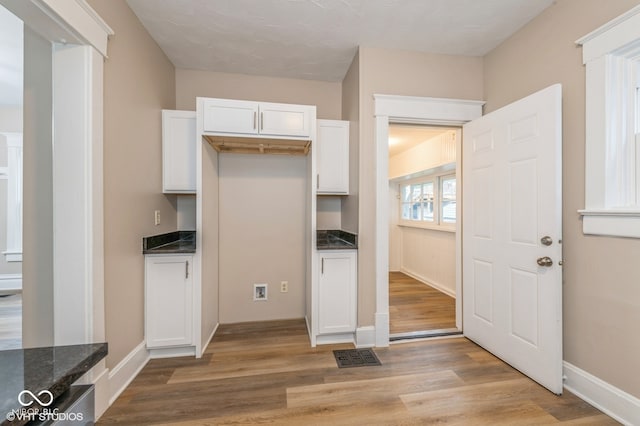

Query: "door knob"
left=540, top=236, right=553, bottom=246
left=537, top=256, right=553, bottom=267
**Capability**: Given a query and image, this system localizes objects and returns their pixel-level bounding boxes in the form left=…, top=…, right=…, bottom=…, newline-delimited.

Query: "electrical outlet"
left=280, top=281, right=288, bottom=293
left=254, top=283, right=267, bottom=301
left=154, top=210, right=161, bottom=226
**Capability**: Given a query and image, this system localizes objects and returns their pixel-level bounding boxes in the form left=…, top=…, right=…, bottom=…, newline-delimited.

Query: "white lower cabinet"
left=145, top=255, right=193, bottom=349
left=317, top=250, right=357, bottom=335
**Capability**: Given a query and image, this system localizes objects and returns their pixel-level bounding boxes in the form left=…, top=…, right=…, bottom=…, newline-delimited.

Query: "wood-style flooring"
left=389, top=271, right=456, bottom=335
left=0, top=293, right=21, bottom=350
left=99, top=319, right=616, bottom=425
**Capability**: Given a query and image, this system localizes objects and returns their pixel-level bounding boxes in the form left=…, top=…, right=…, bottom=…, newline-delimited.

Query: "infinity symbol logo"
left=18, top=390, right=54, bottom=407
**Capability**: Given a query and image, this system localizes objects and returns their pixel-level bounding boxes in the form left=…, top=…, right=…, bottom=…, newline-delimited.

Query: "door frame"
left=373, top=94, right=484, bottom=346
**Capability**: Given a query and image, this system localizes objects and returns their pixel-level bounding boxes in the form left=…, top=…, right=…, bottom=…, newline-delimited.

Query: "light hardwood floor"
left=0, top=293, right=21, bottom=350
left=99, top=319, right=616, bottom=425
left=389, top=271, right=456, bottom=334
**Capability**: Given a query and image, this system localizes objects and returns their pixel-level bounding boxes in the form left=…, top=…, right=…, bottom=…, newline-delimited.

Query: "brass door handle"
left=537, top=256, right=553, bottom=267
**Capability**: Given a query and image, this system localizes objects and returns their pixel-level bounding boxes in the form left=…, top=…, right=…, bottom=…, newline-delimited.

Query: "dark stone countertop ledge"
left=143, top=230, right=196, bottom=254
left=317, top=230, right=358, bottom=250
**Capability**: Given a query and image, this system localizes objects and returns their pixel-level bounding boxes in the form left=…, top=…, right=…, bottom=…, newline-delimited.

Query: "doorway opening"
left=387, top=124, right=461, bottom=341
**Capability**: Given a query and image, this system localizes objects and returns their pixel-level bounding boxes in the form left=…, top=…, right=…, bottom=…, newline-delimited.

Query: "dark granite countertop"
left=0, top=342, right=107, bottom=425
left=143, top=230, right=196, bottom=254
left=317, top=230, right=358, bottom=250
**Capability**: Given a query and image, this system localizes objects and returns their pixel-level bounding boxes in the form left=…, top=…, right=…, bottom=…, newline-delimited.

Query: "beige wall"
left=21, top=26, right=53, bottom=348
left=483, top=0, right=640, bottom=397
left=200, top=142, right=218, bottom=343
left=357, top=47, right=483, bottom=326
left=340, top=50, right=360, bottom=234
left=88, top=0, right=177, bottom=369
left=218, top=154, right=307, bottom=323
left=176, top=69, right=342, bottom=119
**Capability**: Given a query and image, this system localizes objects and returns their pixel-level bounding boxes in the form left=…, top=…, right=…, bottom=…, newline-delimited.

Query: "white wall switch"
left=154, top=210, right=161, bottom=226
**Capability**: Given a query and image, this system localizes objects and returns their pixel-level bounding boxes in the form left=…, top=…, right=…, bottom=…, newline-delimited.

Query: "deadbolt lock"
left=540, top=236, right=553, bottom=246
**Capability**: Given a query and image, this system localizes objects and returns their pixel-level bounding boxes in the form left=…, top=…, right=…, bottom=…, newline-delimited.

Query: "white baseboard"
left=149, top=346, right=196, bottom=359
left=316, top=332, right=355, bottom=345
left=563, top=361, right=640, bottom=426
left=375, top=312, right=389, bottom=347
left=108, top=341, right=149, bottom=406
left=401, top=268, right=456, bottom=298
left=0, top=274, right=21, bottom=293
left=91, top=362, right=110, bottom=419
left=356, top=326, right=376, bottom=348
left=199, top=323, right=218, bottom=357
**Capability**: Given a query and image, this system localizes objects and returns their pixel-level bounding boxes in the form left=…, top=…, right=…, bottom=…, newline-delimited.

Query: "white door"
left=462, top=84, right=563, bottom=394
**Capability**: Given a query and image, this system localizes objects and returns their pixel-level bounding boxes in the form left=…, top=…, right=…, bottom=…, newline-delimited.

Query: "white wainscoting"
left=397, top=226, right=456, bottom=297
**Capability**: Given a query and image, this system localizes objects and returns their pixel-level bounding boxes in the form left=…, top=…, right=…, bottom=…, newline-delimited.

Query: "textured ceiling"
left=126, top=0, right=554, bottom=82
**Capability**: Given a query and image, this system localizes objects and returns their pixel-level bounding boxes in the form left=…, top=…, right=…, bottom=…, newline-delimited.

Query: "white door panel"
left=463, top=84, right=563, bottom=394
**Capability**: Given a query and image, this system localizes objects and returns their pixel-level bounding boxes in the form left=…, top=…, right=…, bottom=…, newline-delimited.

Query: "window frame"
left=398, top=172, right=456, bottom=232
left=577, top=5, right=640, bottom=238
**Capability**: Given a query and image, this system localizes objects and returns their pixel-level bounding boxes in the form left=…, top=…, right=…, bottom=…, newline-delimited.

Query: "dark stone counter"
left=317, top=230, right=357, bottom=250
left=143, top=230, right=196, bottom=254
left=0, top=342, right=107, bottom=425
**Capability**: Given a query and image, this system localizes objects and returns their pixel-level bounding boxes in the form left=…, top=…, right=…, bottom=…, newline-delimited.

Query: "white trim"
left=374, top=95, right=483, bottom=346
left=200, top=322, right=218, bottom=356
left=0, top=274, right=21, bottom=293
left=108, top=341, right=150, bottom=406
left=315, top=333, right=355, bottom=345
left=374, top=94, right=485, bottom=124
left=37, top=0, right=113, bottom=56
left=580, top=213, right=640, bottom=238
left=90, top=362, right=109, bottom=419
left=578, top=6, right=640, bottom=238
left=149, top=346, right=196, bottom=359
left=576, top=5, right=640, bottom=62
left=355, top=326, right=376, bottom=348
left=563, top=361, right=640, bottom=426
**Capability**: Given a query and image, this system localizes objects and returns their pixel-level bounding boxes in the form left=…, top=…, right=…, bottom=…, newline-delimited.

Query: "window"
left=400, top=174, right=456, bottom=230
left=577, top=5, right=640, bottom=238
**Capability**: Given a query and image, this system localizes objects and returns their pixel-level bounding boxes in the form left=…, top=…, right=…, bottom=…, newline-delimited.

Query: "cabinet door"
left=317, top=120, right=349, bottom=194
left=202, top=99, right=259, bottom=135
left=259, top=103, right=311, bottom=138
left=162, top=110, right=196, bottom=193
left=145, top=255, right=193, bottom=348
left=318, top=251, right=357, bottom=334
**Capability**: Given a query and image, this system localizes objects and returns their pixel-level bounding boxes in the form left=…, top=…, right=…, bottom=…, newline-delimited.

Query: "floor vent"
left=333, top=348, right=381, bottom=368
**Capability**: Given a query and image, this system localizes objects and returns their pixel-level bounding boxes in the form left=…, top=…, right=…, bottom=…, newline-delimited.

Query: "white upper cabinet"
left=202, top=99, right=259, bottom=135
left=317, top=119, right=349, bottom=194
left=162, top=110, right=196, bottom=194
left=202, top=98, right=312, bottom=139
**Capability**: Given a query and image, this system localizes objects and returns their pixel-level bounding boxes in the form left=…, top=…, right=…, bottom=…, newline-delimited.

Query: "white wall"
left=399, top=227, right=456, bottom=296
left=218, top=153, right=307, bottom=323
